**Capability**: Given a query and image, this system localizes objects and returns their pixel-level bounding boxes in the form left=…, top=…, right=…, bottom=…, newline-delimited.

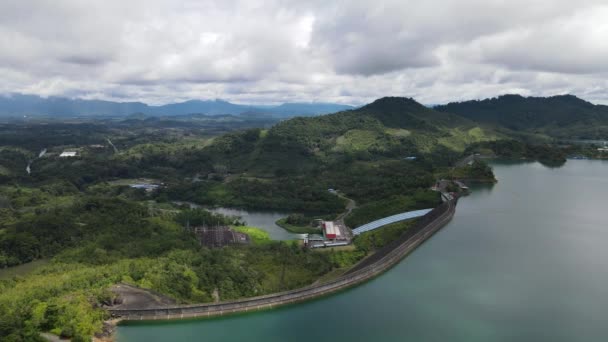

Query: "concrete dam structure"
left=109, top=199, right=456, bottom=321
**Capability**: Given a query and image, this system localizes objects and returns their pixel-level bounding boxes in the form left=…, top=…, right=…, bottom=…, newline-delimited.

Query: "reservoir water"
left=118, top=160, right=608, bottom=341
left=173, top=202, right=302, bottom=240
left=208, top=207, right=303, bottom=240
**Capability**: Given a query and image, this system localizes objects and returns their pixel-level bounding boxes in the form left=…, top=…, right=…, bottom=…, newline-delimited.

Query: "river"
left=118, top=160, right=608, bottom=341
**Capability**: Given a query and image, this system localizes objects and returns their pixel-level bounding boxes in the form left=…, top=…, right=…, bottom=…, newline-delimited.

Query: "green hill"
left=207, top=97, right=499, bottom=175
left=166, top=96, right=499, bottom=214
left=435, top=94, right=608, bottom=140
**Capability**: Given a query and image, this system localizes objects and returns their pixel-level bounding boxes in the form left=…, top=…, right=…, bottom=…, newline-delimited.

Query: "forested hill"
left=204, top=96, right=499, bottom=177
left=355, top=96, right=473, bottom=128
left=435, top=94, right=608, bottom=139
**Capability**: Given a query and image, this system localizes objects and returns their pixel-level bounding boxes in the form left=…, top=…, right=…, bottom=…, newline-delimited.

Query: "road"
left=334, top=191, right=357, bottom=222
left=106, top=138, right=119, bottom=153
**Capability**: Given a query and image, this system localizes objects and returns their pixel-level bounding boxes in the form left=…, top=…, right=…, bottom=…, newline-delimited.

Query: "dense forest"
left=464, top=140, right=569, bottom=166
left=436, top=94, right=608, bottom=140
left=0, top=195, right=354, bottom=341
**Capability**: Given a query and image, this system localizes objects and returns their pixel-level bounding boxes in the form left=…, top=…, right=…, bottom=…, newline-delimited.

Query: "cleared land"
left=109, top=283, right=176, bottom=310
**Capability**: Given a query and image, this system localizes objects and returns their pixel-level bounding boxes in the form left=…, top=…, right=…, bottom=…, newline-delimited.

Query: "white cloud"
left=0, top=0, right=607, bottom=105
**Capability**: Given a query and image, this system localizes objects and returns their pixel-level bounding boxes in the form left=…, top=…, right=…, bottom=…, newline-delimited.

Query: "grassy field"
left=233, top=226, right=272, bottom=245
left=0, top=165, right=11, bottom=176
left=438, top=127, right=499, bottom=151
left=385, top=128, right=411, bottom=137
left=333, top=129, right=381, bottom=152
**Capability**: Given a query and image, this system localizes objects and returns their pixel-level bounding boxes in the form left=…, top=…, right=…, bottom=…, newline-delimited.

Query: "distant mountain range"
left=0, top=93, right=354, bottom=118
left=3, top=92, right=607, bottom=140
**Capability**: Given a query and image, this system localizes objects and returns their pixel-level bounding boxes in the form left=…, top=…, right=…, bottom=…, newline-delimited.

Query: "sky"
left=1, top=0, right=607, bottom=106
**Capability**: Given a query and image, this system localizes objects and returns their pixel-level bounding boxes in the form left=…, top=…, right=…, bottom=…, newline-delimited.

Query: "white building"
left=59, top=151, right=78, bottom=157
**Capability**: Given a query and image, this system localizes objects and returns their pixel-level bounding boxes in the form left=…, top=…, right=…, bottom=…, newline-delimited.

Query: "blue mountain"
left=0, top=94, right=354, bottom=118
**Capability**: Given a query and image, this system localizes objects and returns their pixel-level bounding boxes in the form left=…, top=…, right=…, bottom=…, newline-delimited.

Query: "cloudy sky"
left=1, top=0, right=607, bottom=105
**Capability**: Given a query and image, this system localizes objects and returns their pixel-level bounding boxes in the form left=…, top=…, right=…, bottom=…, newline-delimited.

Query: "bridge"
left=352, top=208, right=433, bottom=235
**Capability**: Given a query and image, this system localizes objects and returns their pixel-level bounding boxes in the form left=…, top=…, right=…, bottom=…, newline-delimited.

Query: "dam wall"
left=110, top=199, right=456, bottom=321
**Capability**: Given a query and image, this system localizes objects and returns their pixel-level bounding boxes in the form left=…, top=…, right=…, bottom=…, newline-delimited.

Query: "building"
left=59, top=151, right=78, bottom=157
left=129, top=183, right=160, bottom=192
left=323, top=221, right=340, bottom=240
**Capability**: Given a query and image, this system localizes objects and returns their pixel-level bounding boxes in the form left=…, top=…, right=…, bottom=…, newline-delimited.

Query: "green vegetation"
left=174, top=208, right=239, bottom=227
left=465, top=140, right=567, bottom=167
left=0, top=196, right=340, bottom=340
left=436, top=94, right=608, bottom=140
left=275, top=214, right=322, bottom=234
left=353, top=220, right=416, bottom=252
left=232, top=226, right=272, bottom=245
left=0, top=259, right=49, bottom=280
left=325, top=248, right=367, bottom=269
left=345, top=190, right=440, bottom=228
left=0, top=244, right=337, bottom=341
left=334, top=129, right=384, bottom=152
left=163, top=177, right=346, bottom=213
left=449, top=160, right=497, bottom=182
left=0, top=97, right=498, bottom=217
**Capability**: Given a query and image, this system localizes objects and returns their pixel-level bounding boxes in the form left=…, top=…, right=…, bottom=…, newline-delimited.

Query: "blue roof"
left=352, top=208, right=432, bottom=235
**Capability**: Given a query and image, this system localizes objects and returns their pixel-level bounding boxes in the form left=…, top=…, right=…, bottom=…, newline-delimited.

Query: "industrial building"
left=304, top=220, right=351, bottom=249
left=323, top=221, right=340, bottom=239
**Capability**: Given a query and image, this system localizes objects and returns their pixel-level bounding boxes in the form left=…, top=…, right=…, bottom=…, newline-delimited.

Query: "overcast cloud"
left=1, top=0, right=607, bottom=105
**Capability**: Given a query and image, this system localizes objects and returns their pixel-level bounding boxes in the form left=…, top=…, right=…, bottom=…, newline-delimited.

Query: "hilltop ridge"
left=435, top=94, right=608, bottom=139
left=203, top=96, right=499, bottom=176
left=0, top=93, right=353, bottom=118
